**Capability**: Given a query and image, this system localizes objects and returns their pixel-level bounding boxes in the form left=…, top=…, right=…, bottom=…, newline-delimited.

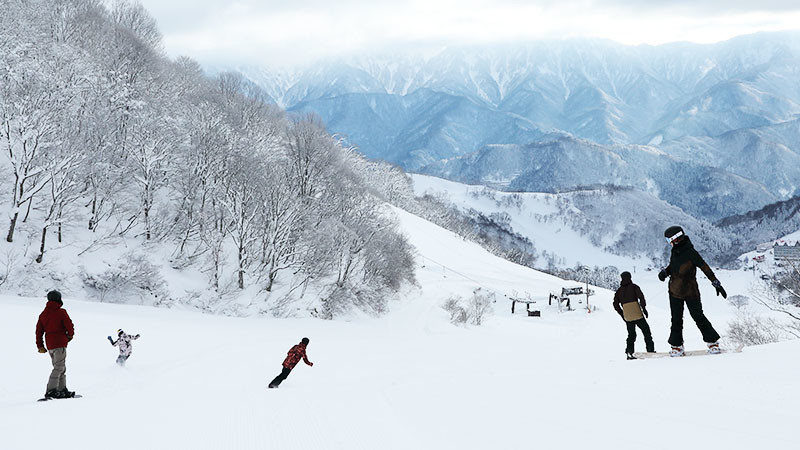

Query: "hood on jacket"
left=45, top=300, right=63, bottom=310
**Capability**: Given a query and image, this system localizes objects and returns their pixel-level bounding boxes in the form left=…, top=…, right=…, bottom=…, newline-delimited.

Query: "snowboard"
left=37, top=394, right=82, bottom=402
left=632, top=346, right=743, bottom=359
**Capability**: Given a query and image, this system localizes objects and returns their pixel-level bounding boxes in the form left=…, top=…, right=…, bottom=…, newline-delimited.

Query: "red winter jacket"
left=282, top=343, right=312, bottom=369
left=35, top=301, right=74, bottom=350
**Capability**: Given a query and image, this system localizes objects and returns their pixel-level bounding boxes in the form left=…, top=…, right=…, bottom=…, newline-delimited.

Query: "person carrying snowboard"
left=35, top=290, right=76, bottom=399
left=613, top=271, right=655, bottom=359
left=659, top=226, right=728, bottom=356
left=269, top=337, right=313, bottom=388
left=108, top=329, right=140, bottom=366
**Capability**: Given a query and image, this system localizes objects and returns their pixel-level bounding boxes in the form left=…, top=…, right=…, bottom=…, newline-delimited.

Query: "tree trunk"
left=213, top=254, right=220, bottom=290
left=36, top=226, right=48, bottom=263
left=338, top=255, right=353, bottom=288
left=23, top=197, right=34, bottom=222
left=6, top=212, right=18, bottom=242
left=238, top=245, right=245, bottom=289
left=266, top=270, right=276, bottom=292
left=89, top=197, right=96, bottom=230
left=144, top=205, right=151, bottom=240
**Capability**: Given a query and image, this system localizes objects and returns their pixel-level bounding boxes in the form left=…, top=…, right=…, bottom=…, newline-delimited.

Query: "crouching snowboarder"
left=269, top=337, right=313, bottom=388
left=659, top=226, right=728, bottom=356
left=108, top=329, right=140, bottom=366
left=613, top=271, right=655, bottom=359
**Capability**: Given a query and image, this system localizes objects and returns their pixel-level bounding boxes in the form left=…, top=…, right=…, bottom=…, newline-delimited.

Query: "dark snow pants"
left=626, top=318, right=655, bottom=354
left=269, top=367, right=292, bottom=387
left=668, top=296, right=720, bottom=346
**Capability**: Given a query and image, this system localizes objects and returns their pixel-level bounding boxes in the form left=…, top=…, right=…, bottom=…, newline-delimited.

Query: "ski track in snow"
left=1, top=206, right=798, bottom=450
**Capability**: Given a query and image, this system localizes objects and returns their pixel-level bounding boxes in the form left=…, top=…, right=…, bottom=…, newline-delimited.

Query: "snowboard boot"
left=44, top=389, right=59, bottom=399
left=626, top=353, right=637, bottom=360
left=669, top=345, right=685, bottom=357
left=59, top=389, right=75, bottom=398
left=268, top=384, right=278, bottom=389
left=707, top=341, right=721, bottom=354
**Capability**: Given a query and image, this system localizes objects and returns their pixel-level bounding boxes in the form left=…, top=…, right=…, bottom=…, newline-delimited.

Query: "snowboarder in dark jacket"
left=269, top=338, right=313, bottom=388
left=659, top=226, right=728, bottom=356
left=35, top=290, right=75, bottom=399
left=108, top=329, right=140, bottom=366
left=613, top=271, right=655, bottom=359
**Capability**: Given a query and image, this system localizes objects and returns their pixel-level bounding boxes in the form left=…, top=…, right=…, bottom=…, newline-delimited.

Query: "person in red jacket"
left=268, top=338, right=313, bottom=388
left=35, top=291, right=75, bottom=399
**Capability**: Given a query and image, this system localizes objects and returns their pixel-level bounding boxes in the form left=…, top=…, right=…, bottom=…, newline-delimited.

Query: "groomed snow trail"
left=0, top=207, right=796, bottom=450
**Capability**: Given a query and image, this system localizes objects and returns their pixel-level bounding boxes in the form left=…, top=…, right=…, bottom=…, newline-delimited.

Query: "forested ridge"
left=0, top=0, right=415, bottom=317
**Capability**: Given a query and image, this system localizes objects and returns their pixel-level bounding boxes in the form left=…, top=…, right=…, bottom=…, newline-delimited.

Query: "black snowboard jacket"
left=664, top=237, right=718, bottom=300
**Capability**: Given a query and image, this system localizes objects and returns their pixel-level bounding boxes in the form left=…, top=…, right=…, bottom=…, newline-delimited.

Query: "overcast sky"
left=137, top=0, right=800, bottom=67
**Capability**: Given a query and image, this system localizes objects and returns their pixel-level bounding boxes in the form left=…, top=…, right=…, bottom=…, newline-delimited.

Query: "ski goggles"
left=665, top=230, right=684, bottom=244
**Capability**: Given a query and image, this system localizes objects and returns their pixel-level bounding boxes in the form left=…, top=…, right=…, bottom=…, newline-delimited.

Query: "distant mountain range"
left=717, top=195, right=800, bottom=250
left=418, top=134, right=786, bottom=220
left=225, top=31, right=800, bottom=220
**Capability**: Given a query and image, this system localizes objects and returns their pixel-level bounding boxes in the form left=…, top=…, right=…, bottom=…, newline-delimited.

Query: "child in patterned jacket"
left=108, top=329, right=140, bottom=366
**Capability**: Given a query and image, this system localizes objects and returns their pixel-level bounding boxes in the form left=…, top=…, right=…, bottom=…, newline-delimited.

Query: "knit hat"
left=620, top=271, right=632, bottom=282
left=47, top=290, right=62, bottom=305
left=301, top=337, right=310, bottom=345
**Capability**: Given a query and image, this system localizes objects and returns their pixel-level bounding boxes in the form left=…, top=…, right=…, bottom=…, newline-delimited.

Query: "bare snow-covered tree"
left=35, top=152, right=84, bottom=262
left=125, top=107, right=177, bottom=240
left=750, top=263, right=800, bottom=338
left=1, top=43, right=67, bottom=242
left=219, top=153, right=264, bottom=290
left=286, top=114, right=340, bottom=199
left=257, top=167, right=303, bottom=292
left=0, top=0, right=416, bottom=315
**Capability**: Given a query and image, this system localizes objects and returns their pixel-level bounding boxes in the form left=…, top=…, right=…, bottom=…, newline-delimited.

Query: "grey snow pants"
left=47, top=347, right=67, bottom=392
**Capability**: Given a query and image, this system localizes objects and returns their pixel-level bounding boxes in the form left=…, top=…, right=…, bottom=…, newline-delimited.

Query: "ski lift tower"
left=581, top=265, right=591, bottom=311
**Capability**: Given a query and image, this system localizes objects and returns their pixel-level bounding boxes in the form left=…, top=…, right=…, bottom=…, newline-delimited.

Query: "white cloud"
left=138, top=0, right=800, bottom=67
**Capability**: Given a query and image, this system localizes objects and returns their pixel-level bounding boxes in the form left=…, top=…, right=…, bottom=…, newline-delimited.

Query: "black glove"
left=107, top=336, right=113, bottom=343
left=712, top=280, right=727, bottom=299
left=658, top=269, right=667, bottom=282
left=642, top=307, right=649, bottom=318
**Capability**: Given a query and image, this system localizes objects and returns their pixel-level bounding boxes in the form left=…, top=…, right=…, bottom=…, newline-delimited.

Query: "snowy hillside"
left=417, top=134, right=778, bottom=219
left=2, top=200, right=796, bottom=450
left=2, top=4, right=798, bottom=448
left=659, top=119, right=800, bottom=199
left=717, top=195, right=800, bottom=251
left=411, top=174, right=733, bottom=267
left=0, top=1, right=415, bottom=319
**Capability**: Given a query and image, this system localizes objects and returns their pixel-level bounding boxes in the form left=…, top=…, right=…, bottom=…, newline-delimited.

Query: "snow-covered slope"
left=417, top=134, right=778, bottom=219
left=1, top=200, right=795, bottom=450
left=411, top=174, right=733, bottom=266
left=717, top=195, right=800, bottom=250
